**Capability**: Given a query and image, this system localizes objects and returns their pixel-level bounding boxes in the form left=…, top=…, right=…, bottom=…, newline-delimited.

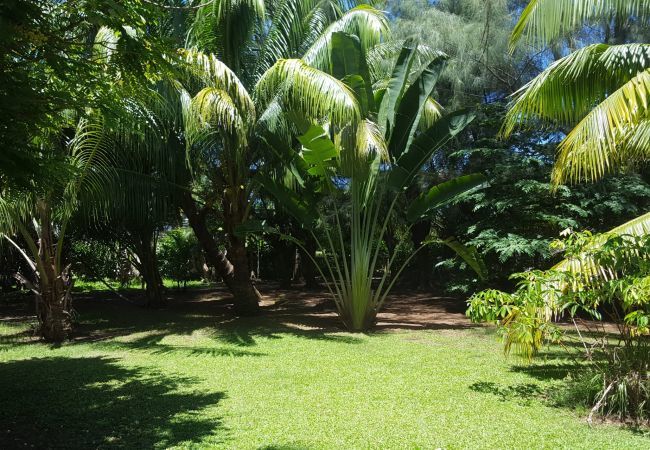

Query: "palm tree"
left=0, top=120, right=115, bottom=341
left=172, top=1, right=392, bottom=314
left=0, top=14, right=173, bottom=341
left=65, top=2, right=390, bottom=315
left=504, top=0, right=650, bottom=235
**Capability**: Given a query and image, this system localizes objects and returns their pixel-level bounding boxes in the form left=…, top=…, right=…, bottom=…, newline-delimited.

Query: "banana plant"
left=257, top=36, right=487, bottom=331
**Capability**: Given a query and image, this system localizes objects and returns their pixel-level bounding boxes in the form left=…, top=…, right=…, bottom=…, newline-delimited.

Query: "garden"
left=1, top=0, right=649, bottom=448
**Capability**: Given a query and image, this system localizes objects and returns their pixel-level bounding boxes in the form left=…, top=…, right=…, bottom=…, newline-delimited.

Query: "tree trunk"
left=133, top=230, right=165, bottom=307
left=181, top=191, right=261, bottom=315
left=38, top=282, right=72, bottom=342
left=30, top=200, right=73, bottom=342
left=226, top=239, right=261, bottom=315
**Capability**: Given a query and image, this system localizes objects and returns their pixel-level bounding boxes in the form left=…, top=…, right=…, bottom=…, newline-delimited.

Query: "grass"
left=0, top=292, right=648, bottom=449
left=72, top=278, right=211, bottom=293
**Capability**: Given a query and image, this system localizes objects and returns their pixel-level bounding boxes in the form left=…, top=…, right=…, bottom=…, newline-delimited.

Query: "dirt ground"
left=1, top=283, right=476, bottom=341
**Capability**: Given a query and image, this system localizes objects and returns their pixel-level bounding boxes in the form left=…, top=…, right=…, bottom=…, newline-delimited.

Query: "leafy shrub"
left=157, top=228, right=202, bottom=287
left=467, top=231, right=650, bottom=423
left=70, top=239, right=133, bottom=286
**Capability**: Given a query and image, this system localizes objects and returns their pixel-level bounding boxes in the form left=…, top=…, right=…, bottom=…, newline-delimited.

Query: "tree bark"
left=132, top=229, right=165, bottom=307
left=32, top=200, right=73, bottom=342
left=181, top=191, right=260, bottom=315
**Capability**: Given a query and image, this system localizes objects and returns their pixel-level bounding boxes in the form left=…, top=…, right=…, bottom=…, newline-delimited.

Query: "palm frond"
left=503, top=44, right=650, bottom=136
left=181, top=48, right=255, bottom=118
left=254, top=0, right=338, bottom=77
left=551, top=68, right=650, bottom=184
left=93, top=26, right=120, bottom=63
left=418, top=97, right=444, bottom=131
left=553, top=212, right=650, bottom=281
left=69, top=119, right=117, bottom=203
left=255, top=58, right=360, bottom=126
left=185, top=87, right=247, bottom=146
left=186, top=0, right=265, bottom=69
left=510, top=0, right=650, bottom=51
left=302, top=4, right=389, bottom=71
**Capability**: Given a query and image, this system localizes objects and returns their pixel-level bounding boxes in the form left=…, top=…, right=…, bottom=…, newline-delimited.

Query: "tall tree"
left=172, top=1, right=391, bottom=314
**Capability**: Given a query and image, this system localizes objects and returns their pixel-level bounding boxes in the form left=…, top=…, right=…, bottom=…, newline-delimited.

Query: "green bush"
left=70, top=239, right=133, bottom=286
left=467, top=231, right=650, bottom=423
left=157, top=228, right=202, bottom=287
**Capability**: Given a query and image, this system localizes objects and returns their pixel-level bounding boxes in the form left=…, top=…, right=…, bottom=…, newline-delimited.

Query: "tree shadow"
left=469, top=381, right=545, bottom=406
left=0, top=356, right=227, bottom=448
left=509, top=361, right=586, bottom=381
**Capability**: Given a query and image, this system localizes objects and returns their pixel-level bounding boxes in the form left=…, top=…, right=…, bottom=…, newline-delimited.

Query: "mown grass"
left=0, top=294, right=648, bottom=449
left=72, top=278, right=211, bottom=293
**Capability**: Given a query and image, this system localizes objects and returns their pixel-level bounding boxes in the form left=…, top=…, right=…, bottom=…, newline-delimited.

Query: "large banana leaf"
left=387, top=109, right=476, bottom=191
left=328, top=32, right=374, bottom=114
left=388, top=55, right=447, bottom=160
left=442, top=237, right=488, bottom=281
left=378, top=42, right=416, bottom=137
left=406, top=173, right=487, bottom=223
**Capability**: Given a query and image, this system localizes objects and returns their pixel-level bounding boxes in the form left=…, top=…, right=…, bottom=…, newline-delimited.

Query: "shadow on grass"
left=0, top=356, right=226, bottom=449
left=0, top=293, right=366, bottom=354
left=469, top=381, right=544, bottom=405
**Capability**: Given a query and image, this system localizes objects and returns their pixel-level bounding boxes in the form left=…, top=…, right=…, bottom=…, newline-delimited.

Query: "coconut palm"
left=172, top=0, right=392, bottom=314
left=67, top=1, right=392, bottom=315
left=504, top=0, right=650, bottom=237
left=0, top=14, right=168, bottom=341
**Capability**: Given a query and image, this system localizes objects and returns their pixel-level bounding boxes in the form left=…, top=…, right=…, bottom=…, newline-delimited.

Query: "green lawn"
left=0, top=292, right=648, bottom=449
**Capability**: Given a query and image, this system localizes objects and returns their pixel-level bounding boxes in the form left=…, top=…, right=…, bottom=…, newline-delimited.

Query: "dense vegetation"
left=1, top=0, right=650, bottom=444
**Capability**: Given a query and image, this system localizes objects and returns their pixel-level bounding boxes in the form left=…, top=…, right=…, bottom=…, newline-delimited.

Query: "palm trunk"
left=181, top=191, right=261, bottom=315
left=133, top=229, right=165, bottom=307
left=14, top=200, right=74, bottom=343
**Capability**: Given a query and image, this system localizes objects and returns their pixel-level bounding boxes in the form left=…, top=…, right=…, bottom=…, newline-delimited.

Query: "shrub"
left=157, top=228, right=202, bottom=287
left=70, top=239, right=133, bottom=286
left=467, top=231, right=650, bottom=424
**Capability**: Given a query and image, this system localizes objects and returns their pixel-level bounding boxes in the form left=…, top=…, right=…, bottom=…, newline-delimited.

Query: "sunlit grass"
left=0, top=300, right=647, bottom=449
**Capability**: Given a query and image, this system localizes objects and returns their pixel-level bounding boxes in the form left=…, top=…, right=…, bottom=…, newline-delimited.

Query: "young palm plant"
left=0, top=123, right=114, bottom=342
left=258, top=37, right=487, bottom=331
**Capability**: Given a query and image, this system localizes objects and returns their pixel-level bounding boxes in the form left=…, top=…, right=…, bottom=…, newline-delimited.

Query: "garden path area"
left=0, top=286, right=648, bottom=449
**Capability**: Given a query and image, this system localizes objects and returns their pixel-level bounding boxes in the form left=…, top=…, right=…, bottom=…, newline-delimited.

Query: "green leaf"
left=388, top=55, right=447, bottom=160
left=387, top=109, right=476, bottom=190
left=406, top=173, right=487, bottom=222
left=297, top=124, right=338, bottom=178
left=328, top=32, right=374, bottom=114
left=378, top=42, right=416, bottom=137
left=443, top=236, right=488, bottom=281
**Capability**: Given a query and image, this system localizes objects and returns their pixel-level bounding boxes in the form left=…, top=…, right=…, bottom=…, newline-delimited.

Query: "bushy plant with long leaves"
left=467, top=230, right=650, bottom=423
